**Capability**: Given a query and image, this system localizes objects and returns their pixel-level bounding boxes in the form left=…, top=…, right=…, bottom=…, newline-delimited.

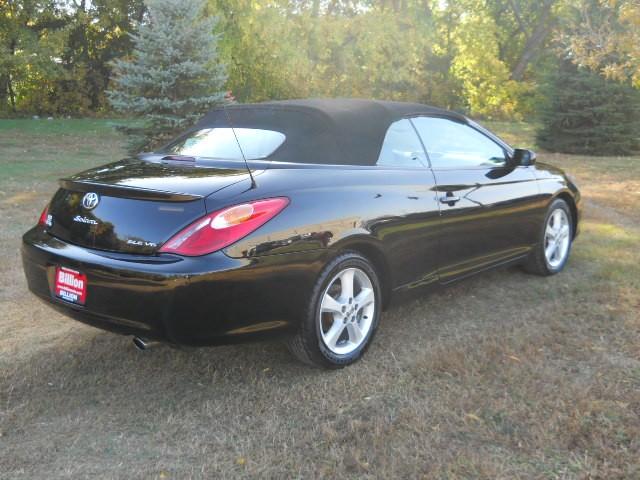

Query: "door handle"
left=439, top=194, right=460, bottom=205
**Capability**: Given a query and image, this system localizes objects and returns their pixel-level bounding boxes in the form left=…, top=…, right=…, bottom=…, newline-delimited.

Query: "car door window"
left=377, top=119, right=427, bottom=167
left=411, top=117, right=507, bottom=169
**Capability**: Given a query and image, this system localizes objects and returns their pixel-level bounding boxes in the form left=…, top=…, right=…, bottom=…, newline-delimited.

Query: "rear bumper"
left=22, top=227, right=327, bottom=346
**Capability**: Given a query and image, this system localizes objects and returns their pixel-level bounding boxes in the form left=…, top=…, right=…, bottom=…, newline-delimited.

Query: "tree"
left=208, top=0, right=302, bottom=102
left=560, top=0, right=640, bottom=87
left=62, top=0, right=146, bottom=112
left=485, top=0, right=560, bottom=82
left=449, top=3, right=518, bottom=117
left=108, top=0, right=227, bottom=152
left=536, top=58, right=640, bottom=155
left=0, top=0, right=67, bottom=114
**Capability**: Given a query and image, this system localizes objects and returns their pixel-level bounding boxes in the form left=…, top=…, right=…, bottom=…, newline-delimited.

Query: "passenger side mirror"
left=511, top=148, right=537, bottom=166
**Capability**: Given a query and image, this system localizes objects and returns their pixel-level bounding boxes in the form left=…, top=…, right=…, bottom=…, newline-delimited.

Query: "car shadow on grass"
left=3, top=264, right=540, bottom=423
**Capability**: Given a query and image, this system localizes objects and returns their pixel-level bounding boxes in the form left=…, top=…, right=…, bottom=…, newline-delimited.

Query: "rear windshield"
left=159, top=128, right=286, bottom=160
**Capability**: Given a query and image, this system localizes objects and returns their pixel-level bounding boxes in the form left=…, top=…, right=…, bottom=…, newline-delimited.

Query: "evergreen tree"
left=536, top=59, right=640, bottom=155
left=108, top=0, right=226, bottom=152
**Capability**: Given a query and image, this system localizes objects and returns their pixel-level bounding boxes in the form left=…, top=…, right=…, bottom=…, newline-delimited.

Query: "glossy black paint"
left=22, top=227, right=328, bottom=345
left=21, top=102, right=581, bottom=347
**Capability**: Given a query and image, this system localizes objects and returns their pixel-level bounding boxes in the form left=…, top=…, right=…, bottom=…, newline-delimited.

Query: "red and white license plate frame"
left=54, top=266, right=87, bottom=305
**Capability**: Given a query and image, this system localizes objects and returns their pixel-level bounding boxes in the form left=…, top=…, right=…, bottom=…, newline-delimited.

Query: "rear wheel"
left=524, top=198, right=573, bottom=276
left=288, top=252, right=381, bottom=368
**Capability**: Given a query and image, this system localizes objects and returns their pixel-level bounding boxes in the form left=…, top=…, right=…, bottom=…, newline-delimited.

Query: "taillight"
left=159, top=197, right=289, bottom=256
left=38, top=204, right=49, bottom=226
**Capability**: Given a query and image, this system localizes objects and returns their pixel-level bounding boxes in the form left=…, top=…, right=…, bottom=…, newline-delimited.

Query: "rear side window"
left=411, top=117, right=507, bottom=169
left=160, top=128, right=286, bottom=160
left=377, top=119, right=427, bottom=167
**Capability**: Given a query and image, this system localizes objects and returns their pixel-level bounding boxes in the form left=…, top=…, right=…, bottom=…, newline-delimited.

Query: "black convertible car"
left=22, top=99, right=580, bottom=368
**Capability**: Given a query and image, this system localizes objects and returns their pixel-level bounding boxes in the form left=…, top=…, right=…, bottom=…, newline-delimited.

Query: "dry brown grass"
left=0, top=120, right=639, bottom=479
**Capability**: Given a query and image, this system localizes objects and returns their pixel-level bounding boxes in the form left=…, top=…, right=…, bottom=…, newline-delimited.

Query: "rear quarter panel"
left=214, top=166, right=442, bottom=290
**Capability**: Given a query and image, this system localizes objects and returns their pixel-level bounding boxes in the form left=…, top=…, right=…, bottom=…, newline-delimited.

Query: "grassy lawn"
left=0, top=119, right=638, bottom=479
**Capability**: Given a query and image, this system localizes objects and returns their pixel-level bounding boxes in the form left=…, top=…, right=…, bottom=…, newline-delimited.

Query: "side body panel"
left=218, top=166, right=442, bottom=290
left=431, top=166, right=543, bottom=282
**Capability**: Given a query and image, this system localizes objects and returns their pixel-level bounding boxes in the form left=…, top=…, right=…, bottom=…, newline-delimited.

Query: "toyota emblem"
left=82, top=192, right=100, bottom=210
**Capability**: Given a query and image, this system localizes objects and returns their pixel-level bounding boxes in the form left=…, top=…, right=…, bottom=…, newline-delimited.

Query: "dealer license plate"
left=54, top=266, right=87, bottom=305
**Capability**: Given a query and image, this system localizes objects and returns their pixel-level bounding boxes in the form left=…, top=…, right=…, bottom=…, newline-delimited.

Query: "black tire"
left=287, top=251, right=382, bottom=368
left=523, top=198, right=573, bottom=276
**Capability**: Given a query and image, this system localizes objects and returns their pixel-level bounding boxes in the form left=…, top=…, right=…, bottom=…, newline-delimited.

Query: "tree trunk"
left=7, top=38, right=17, bottom=112
left=510, top=0, right=556, bottom=81
left=0, top=75, right=8, bottom=111
left=7, top=73, right=16, bottom=113
left=311, top=0, right=320, bottom=17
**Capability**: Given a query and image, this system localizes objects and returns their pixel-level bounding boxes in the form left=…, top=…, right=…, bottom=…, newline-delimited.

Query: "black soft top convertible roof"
left=195, top=99, right=467, bottom=166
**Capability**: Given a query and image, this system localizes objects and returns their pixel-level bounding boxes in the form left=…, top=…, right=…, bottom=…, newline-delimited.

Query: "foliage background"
left=1, top=0, right=639, bottom=139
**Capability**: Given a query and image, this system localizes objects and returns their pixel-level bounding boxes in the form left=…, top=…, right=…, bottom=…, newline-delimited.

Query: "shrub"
left=536, top=59, right=640, bottom=155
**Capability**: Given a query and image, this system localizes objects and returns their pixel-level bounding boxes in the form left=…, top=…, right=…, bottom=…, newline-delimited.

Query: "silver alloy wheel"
left=544, top=208, right=571, bottom=268
left=319, top=267, right=376, bottom=355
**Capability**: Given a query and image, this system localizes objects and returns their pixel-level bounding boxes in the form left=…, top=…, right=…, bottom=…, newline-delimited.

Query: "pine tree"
left=536, top=59, right=640, bottom=156
left=107, top=0, right=227, bottom=153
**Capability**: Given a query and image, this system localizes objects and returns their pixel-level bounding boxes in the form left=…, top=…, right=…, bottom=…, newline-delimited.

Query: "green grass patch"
left=484, top=120, right=538, bottom=148
left=0, top=118, right=134, bottom=136
left=0, top=119, right=130, bottom=187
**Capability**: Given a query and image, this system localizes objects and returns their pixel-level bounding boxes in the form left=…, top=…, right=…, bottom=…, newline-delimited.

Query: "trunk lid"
left=47, top=158, right=255, bottom=254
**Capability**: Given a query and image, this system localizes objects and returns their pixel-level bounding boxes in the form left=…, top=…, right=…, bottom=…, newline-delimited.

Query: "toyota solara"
left=22, top=99, right=580, bottom=368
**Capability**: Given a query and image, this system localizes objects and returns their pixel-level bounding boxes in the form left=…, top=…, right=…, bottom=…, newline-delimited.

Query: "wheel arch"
left=552, top=191, right=579, bottom=239
left=333, top=238, right=393, bottom=311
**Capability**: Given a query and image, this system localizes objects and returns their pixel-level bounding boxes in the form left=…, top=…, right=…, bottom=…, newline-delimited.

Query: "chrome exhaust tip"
left=132, top=336, right=159, bottom=351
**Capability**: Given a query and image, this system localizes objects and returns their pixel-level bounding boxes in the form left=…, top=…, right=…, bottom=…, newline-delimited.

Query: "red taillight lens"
left=159, top=197, right=289, bottom=256
left=38, top=204, right=49, bottom=226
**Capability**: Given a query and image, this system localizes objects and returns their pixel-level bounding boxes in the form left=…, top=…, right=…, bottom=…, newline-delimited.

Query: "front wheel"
left=287, top=252, right=382, bottom=368
left=524, top=198, right=573, bottom=276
